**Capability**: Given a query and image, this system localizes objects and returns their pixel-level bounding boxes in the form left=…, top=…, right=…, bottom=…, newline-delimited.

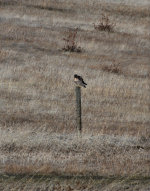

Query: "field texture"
left=0, top=0, right=150, bottom=190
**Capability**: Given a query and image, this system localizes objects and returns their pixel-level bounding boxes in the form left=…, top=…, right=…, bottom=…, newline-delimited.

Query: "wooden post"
left=75, top=86, right=82, bottom=133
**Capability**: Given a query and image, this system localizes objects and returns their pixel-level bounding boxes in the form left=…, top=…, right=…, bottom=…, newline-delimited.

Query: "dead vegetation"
left=94, top=13, right=115, bottom=32
left=0, top=0, right=150, bottom=190
left=1, top=173, right=149, bottom=191
left=102, top=3, right=150, bottom=18
left=62, top=28, right=82, bottom=52
left=101, top=63, right=121, bottom=74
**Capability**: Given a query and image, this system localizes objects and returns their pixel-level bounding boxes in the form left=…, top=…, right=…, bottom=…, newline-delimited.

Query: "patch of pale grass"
left=0, top=128, right=149, bottom=176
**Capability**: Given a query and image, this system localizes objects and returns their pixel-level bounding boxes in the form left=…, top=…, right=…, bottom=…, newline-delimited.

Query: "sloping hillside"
left=0, top=0, right=150, bottom=190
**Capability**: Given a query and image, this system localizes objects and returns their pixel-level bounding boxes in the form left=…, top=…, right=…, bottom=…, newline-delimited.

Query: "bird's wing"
left=78, top=76, right=83, bottom=81
left=77, top=75, right=87, bottom=85
left=80, top=78, right=87, bottom=85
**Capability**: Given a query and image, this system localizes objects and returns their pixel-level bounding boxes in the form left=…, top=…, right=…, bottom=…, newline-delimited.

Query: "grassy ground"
left=0, top=174, right=150, bottom=191
left=0, top=0, right=150, bottom=190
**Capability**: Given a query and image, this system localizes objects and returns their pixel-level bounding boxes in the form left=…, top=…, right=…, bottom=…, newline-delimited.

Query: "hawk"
left=74, top=74, right=87, bottom=88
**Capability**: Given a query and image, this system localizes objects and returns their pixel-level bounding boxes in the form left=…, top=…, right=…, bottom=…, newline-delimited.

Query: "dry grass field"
left=0, top=0, right=150, bottom=190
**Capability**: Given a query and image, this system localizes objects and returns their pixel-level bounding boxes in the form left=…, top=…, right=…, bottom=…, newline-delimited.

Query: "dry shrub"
left=102, top=63, right=121, bottom=74
left=62, top=28, right=81, bottom=52
left=94, top=14, right=114, bottom=32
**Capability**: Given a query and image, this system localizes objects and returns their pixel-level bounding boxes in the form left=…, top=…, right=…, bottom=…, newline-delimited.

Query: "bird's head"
left=74, top=74, right=78, bottom=78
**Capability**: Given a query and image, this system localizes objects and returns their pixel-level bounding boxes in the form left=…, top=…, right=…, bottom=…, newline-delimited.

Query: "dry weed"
left=62, top=28, right=81, bottom=52
left=94, top=13, right=115, bottom=32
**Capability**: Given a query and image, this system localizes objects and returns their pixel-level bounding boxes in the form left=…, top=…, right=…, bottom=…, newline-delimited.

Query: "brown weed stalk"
left=62, top=28, right=81, bottom=52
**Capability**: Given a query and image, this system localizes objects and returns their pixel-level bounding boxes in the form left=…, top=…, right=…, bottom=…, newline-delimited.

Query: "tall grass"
left=0, top=0, right=150, bottom=190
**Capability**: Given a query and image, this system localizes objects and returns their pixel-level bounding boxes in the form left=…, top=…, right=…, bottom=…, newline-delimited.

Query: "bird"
left=74, top=74, right=87, bottom=88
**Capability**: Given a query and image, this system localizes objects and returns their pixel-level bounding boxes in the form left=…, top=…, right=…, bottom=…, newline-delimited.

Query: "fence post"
left=75, top=86, right=82, bottom=133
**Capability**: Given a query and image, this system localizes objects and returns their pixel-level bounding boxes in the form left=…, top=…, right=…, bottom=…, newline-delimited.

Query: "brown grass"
left=101, top=63, right=121, bottom=74
left=0, top=0, right=150, bottom=190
